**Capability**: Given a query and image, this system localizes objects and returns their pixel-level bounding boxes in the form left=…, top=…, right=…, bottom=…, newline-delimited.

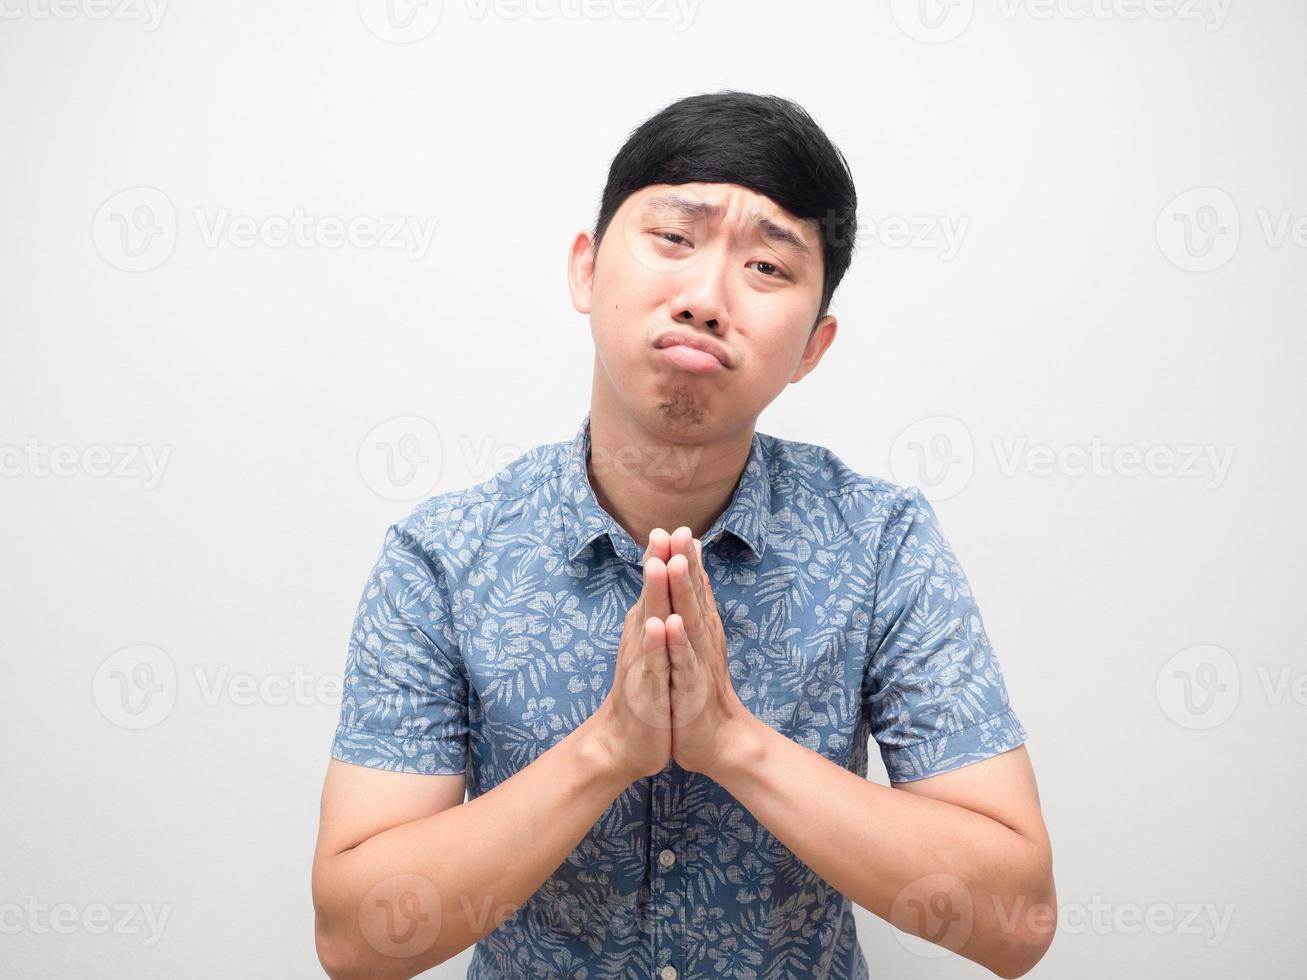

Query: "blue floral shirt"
left=331, top=411, right=1027, bottom=979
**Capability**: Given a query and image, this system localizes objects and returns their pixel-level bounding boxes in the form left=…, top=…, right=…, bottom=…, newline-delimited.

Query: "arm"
left=656, top=508, right=1055, bottom=977
left=313, top=532, right=679, bottom=979
left=706, top=728, right=1056, bottom=978
left=311, top=715, right=630, bottom=980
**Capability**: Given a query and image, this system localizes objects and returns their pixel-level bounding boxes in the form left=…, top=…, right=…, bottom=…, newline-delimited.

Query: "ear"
left=568, top=230, right=597, bottom=315
left=790, top=315, right=838, bottom=384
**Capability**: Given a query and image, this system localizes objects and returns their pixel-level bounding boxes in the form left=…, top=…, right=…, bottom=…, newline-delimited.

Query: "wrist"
left=704, top=712, right=769, bottom=785
left=575, top=711, right=641, bottom=790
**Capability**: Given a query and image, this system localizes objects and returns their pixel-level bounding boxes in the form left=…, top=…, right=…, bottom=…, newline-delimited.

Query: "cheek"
left=594, top=250, right=644, bottom=310
left=594, top=274, right=665, bottom=334
left=743, top=329, right=809, bottom=384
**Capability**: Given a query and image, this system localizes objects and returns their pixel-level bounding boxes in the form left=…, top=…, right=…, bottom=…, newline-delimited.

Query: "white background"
left=2, top=0, right=1304, bottom=976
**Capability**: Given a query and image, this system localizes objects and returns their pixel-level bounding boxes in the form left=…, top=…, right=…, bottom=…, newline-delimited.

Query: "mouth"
left=653, top=331, right=732, bottom=373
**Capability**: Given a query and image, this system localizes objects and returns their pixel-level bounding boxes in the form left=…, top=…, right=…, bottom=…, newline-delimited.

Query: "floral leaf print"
left=331, top=414, right=1026, bottom=979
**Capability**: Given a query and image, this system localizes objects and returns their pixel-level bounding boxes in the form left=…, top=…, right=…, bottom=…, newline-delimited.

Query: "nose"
left=675, top=308, right=719, bottom=332
left=671, top=252, right=729, bottom=333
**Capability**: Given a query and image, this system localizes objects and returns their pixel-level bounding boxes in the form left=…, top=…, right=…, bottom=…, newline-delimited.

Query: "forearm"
left=315, top=714, right=632, bottom=979
left=711, top=716, right=1054, bottom=977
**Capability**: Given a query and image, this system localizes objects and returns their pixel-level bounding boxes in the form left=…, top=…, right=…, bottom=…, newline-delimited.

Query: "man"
left=312, top=91, right=1055, bottom=979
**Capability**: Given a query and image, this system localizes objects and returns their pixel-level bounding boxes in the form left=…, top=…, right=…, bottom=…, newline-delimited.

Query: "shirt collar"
left=560, top=411, right=770, bottom=565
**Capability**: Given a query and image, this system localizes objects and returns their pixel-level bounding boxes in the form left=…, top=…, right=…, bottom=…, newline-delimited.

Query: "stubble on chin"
left=655, top=382, right=707, bottom=429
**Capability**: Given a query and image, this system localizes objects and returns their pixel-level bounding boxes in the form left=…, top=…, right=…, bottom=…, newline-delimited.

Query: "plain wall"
left=2, top=1, right=1304, bottom=975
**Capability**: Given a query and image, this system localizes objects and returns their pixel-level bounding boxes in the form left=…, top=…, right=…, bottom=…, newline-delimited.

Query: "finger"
left=670, top=525, right=694, bottom=567
left=620, top=616, right=669, bottom=728
left=665, top=614, right=708, bottom=726
left=646, top=527, right=672, bottom=565
left=664, top=613, right=696, bottom=677
left=642, top=554, right=672, bottom=623
left=642, top=615, right=670, bottom=686
left=646, top=617, right=671, bottom=716
left=666, top=553, right=704, bottom=636
left=670, top=526, right=707, bottom=611
left=686, top=535, right=708, bottom=609
left=645, top=525, right=669, bottom=564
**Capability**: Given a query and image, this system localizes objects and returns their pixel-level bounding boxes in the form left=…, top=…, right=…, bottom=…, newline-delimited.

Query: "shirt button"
left=659, top=966, right=678, bottom=980
left=658, top=848, right=676, bottom=868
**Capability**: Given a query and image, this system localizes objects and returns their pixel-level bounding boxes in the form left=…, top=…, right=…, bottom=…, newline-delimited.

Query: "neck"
left=586, top=376, right=754, bottom=548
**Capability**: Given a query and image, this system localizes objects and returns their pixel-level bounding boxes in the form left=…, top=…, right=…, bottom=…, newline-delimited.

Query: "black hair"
left=592, top=90, right=858, bottom=328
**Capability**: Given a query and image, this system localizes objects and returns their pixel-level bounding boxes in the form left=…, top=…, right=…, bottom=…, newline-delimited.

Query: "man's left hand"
left=656, top=525, right=755, bottom=778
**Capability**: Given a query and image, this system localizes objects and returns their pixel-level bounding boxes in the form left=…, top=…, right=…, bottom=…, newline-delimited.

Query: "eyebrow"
left=642, top=193, right=812, bottom=256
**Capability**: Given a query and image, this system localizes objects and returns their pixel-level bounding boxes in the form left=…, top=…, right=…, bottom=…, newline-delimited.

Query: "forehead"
left=621, top=182, right=820, bottom=254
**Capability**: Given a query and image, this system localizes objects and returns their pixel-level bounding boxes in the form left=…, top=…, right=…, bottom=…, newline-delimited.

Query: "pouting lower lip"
left=657, top=344, right=726, bottom=373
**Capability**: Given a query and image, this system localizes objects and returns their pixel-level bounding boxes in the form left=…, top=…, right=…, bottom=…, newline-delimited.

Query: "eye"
left=651, top=230, right=691, bottom=248
left=751, top=260, right=787, bottom=280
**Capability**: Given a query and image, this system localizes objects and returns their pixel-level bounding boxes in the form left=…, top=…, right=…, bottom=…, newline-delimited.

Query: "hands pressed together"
left=595, top=525, right=755, bottom=784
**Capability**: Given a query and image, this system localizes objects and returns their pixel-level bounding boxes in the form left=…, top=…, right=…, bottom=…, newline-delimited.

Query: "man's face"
left=569, top=181, right=838, bottom=440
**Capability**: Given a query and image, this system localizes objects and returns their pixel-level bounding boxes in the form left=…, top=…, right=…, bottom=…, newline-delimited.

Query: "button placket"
left=649, top=762, right=686, bottom=980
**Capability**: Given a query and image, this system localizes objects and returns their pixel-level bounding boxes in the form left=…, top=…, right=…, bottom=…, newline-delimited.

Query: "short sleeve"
left=863, top=487, right=1027, bottom=782
left=330, top=514, right=469, bottom=775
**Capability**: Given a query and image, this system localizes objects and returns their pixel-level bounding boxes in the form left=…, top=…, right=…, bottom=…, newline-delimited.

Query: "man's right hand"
left=591, top=528, right=675, bottom=782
